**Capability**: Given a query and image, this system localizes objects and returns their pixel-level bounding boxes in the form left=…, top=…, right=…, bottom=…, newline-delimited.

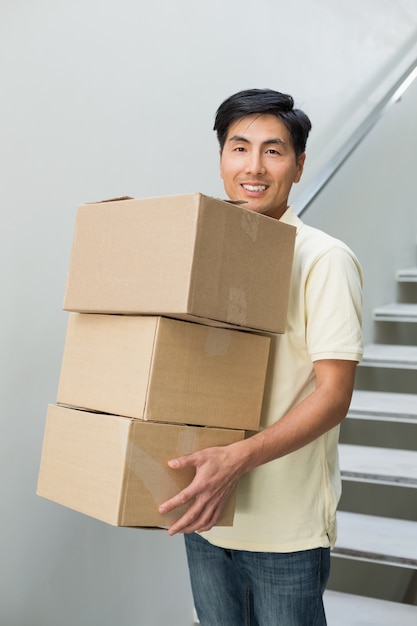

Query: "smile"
left=241, top=184, right=268, bottom=192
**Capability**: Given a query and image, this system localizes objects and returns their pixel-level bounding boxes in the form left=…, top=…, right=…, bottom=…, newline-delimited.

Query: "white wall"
left=1, top=1, right=417, bottom=624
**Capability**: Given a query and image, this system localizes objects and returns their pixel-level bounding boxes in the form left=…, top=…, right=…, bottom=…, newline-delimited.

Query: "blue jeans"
left=184, top=533, right=330, bottom=626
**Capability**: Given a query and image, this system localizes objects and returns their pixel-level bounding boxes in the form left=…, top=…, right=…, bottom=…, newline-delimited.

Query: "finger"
left=166, top=498, right=221, bottom=536
left=166, top=509, right=199, bottom=536
left=158, top=454, right=198, bottom=512
left=167, top=510, right=219, bottom=536
left=158, top=487, right=193, bottom=515
left=167, top=452, right=199, bottom=470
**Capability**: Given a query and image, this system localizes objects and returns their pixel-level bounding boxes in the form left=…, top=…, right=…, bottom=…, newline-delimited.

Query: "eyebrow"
left=228, top=135, right=288, bottom=148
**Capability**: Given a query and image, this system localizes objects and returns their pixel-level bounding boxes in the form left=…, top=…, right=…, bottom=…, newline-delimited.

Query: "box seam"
left=118, top=418, right=133, bottom=525
left=143, top=318, right=161, bottom=421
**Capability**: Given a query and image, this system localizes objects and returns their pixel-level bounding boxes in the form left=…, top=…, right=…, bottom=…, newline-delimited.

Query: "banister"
left=294, top=56, right=417, bottom=217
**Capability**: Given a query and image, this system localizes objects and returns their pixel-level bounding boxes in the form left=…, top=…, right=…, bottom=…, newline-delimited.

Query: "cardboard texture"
left=57, top=314, right=270, bottom=431
left=63, top=193, right=296, bottom=334
left=37, top=404, right=245, bottom=528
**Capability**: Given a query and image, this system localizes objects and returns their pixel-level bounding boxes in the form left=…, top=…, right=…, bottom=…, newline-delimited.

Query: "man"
left=159, top=89, right=363, bottom=625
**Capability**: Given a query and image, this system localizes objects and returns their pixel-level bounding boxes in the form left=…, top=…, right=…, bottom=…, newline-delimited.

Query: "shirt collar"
left=279, top=206, right=303, bottom=233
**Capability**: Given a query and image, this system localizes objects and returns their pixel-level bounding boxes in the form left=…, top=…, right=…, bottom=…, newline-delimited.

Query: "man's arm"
left=159, top=358, right=357, bottom=535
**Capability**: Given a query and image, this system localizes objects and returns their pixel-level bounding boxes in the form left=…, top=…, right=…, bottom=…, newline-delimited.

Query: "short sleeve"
left=305, top=245, right=363, bottom=362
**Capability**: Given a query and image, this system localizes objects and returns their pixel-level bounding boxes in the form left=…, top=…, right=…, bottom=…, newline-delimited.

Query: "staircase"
left=326, top=266, right=417, bottom=625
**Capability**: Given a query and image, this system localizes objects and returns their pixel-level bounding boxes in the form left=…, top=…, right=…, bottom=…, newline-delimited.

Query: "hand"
left=159, top=443, right=244, bottom=536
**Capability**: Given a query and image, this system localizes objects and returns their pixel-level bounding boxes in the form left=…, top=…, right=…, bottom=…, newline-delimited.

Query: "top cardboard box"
left=63, top=193, right=296, bottom=334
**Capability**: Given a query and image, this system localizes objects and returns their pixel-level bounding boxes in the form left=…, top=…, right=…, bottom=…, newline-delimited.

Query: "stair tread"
left=374, top=302, right=417, bottom=321
left=339, top=444, right=417, bottom=487
left=348, top=389, right=417, bottom=422
left=334, top=511, right=417, bottom=567
left=397, top=267, right=417, bottom=282
left=361, top=343, right=417, bottom=368
left=324, top=590, right=417, bottom=625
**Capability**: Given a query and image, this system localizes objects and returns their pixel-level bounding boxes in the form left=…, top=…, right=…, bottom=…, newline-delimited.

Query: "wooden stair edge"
left=374, top=302, right=417, bottom=316
left=324, top=590, right=417, bottom=625
left=348, top=389, right=417, bottom=423
left=360, top=343, right=417, bottom=369
left=334, top=511, right=417, bottom=569
left=338, top=443, right=417, bottom=488
left=397, top=267, right=417, bottom=282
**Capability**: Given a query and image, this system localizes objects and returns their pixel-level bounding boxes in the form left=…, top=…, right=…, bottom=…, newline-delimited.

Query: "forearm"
left=227, top=358, right=356, bottom=480
left=230, top=381, right=351, bottom=476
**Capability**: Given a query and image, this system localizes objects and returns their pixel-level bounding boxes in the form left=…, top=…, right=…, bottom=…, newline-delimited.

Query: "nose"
left=245, top=151, right=266, bottom=176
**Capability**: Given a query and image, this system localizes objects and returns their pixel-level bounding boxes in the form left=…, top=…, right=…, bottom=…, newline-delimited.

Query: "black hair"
left=214, top=88, right=312, bottom=159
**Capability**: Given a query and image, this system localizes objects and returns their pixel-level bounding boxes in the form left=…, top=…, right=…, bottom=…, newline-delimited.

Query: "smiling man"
left=220, top=112, right=305, bottom=219
left=159, top=89, right=363, bottom=625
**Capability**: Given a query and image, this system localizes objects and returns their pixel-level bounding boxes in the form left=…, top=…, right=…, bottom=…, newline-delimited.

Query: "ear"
left=219, top=149, right=224, bottom=180
left=294, top=152, right=306, bottom=183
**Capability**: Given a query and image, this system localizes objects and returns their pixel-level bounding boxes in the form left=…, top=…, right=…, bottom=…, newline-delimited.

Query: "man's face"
left=219, top=113, right=305, bottom=220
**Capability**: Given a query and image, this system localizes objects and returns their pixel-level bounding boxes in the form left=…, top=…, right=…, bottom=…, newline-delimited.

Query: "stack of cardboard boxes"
left=37, top=193, right=296, bottom=529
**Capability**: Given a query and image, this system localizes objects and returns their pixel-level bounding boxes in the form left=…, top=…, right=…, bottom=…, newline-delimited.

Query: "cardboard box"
left=57, top=314, right=270, bottom=431
left=37, top=404, right=245, bottom=528
left=63, top=193, right=296, bottom=333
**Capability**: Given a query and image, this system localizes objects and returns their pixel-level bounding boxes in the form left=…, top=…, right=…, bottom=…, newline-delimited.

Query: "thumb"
left=167, top=454, right=194, bottom=470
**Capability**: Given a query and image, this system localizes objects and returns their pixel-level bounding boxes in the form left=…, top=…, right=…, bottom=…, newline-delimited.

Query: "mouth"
left=241, top=183, right=268, bottom=192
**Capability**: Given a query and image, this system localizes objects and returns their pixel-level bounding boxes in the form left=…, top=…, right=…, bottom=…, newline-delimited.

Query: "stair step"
left=397, top=267, right=417, bottom=283
left=373, top=303, right=417, bottom=322
left=324, top=590, right=417, bottom=625
left=334, top=512, right=417, bottom=568
left=348, top=389, right=417, bottom=423
left=360, top=343, right=417, bottom=369
left=339, top=444, right=417, bottom=487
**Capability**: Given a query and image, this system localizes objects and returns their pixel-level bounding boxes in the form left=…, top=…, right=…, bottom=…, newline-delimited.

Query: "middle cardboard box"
left=57, top=313, right=271, bottom=431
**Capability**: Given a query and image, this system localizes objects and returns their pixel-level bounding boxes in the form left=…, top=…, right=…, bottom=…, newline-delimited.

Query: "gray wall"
left=305, top=73, right=417, bottom=346
left=1, top=1, right=417, bottom=624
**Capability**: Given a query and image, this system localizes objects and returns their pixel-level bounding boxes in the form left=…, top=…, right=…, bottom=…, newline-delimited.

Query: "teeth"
left=242, top=184, right=267, bottom=192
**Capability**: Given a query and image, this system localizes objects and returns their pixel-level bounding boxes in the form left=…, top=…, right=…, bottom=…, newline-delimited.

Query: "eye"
left=233, top=146, right=246, bottom=152
left=266, top=148, right=281, bottom=155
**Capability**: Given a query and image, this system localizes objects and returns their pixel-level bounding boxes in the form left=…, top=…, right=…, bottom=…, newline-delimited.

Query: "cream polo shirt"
left=201, top=206, right=363, bottom=553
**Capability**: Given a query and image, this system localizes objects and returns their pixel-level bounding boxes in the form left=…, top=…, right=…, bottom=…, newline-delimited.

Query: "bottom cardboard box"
left=37, top=404, right=244, bottom=528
